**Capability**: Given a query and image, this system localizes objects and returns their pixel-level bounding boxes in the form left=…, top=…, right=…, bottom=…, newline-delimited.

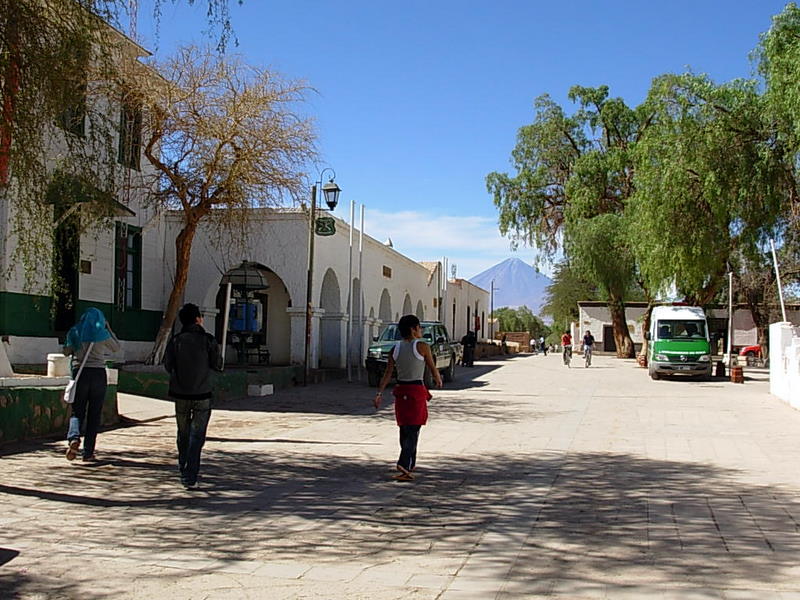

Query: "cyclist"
left=582, top=330, right=595, bottom=368
left=560, top=330, right=572, bottom=367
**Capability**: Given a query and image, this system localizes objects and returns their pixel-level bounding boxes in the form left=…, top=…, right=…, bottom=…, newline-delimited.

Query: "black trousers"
left=67, top=367, right=107, bottom=457
left=398, top=425, right=421, bottom=472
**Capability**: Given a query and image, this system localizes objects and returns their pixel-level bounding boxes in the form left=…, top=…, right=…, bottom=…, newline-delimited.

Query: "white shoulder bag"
left=63, top=342, right=94, bottom=404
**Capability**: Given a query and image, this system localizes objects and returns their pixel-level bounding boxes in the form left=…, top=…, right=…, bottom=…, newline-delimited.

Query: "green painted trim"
left=0, top=292, right=53, bottom=336
left=76, top=300, right=161, bottom=342
left=0, top=292, right=162, bottom=342
left=0, top=385, right=118, bottom=444
left=118, top=366, right=302, bottom=401
left=118, top=369, right=247, bottom=402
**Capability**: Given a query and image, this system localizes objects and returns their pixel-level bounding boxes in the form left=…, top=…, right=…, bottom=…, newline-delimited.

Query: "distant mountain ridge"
left=469, top=258, right=552, bottom=314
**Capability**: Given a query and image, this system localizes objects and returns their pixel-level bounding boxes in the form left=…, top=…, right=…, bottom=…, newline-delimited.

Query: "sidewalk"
left=2, top=354, right=800, bottom=599
left=117, top=393, right=174, bottom=423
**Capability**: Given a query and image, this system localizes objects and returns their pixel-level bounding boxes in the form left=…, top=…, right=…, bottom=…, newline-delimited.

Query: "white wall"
left=445, top=278, right=489, bottom=342
left=770, top=322, right=800, bottom=408
left=577, top=304, right=648, bottom=347
left=164, top=208, right=444, bottom=368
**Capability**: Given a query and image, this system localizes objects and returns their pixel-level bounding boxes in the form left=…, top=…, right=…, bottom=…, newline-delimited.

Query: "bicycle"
left=583, top=344, right=592, bottom=368
left=562, top=344, right=572, bottom=367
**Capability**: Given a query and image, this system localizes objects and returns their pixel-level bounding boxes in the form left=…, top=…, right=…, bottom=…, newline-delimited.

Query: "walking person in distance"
left=64, top=308, right=121, bottom=462
left=164, top=303, right=221, bottom=489
left=373, top=314, right=442, bottom=481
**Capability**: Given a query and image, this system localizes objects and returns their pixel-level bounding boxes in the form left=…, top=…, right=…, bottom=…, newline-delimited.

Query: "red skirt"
left=393, top=383, right=431, bottom=426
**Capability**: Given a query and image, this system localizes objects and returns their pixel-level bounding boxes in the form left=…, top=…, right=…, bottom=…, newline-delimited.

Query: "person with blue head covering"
left=63, top=307, right=120, bottom=462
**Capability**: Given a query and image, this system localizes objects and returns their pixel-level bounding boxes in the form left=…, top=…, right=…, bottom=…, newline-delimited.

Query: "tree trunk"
left=638, top=301, right=655, bottom=364
left=146, top=219, right=199, bottom=365
left=608, top=295, right=635, bottom=358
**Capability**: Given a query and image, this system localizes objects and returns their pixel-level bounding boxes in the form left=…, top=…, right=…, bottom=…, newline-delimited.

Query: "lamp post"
left=304, top=169, right=341, bottom=386
left=489, top=278, right=499, bottom=340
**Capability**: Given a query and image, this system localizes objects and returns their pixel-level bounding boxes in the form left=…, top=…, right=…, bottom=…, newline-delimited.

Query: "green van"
left=646, top=305, right=713, bottom=381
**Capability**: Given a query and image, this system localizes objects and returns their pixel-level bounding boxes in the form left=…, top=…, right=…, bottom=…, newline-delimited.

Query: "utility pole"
left=490, top=278, right=495, bottom=340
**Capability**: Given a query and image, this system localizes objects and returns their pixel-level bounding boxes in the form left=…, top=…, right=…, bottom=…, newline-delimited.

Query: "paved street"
left=2, top=354, right=800, bottom=599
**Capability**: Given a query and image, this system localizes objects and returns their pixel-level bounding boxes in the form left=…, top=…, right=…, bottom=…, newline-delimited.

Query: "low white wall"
left=4, top=336, right=149, bottom=365
left=4, top=337, right=64, bottom=365
left=770, top=321, right=800, bottom=409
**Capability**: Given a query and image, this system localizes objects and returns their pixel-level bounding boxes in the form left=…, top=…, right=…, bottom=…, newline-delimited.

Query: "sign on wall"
left=315, top=216, right=335, bottom=236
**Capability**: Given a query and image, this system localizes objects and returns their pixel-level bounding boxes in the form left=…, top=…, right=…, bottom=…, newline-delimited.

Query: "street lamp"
left=304, top=169, right=341, bottom=385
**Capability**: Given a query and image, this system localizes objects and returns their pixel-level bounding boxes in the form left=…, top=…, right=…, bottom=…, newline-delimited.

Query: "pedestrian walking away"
left=561, top=330, right=572, bottom=367
left=460, top=330, right=476, bottom=367
left=539, top=335, right=547, bottom=356
left=164, top=303, right=222, bottom=489
left=63, top=307, right=121, bottom=463
left=374, top=314, right=443, bottom=481
left=582, top=329, right=595, bottom=368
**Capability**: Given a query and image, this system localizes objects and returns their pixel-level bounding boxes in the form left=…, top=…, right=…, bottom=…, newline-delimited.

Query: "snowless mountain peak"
left=469, top=258, right=552, bottom=314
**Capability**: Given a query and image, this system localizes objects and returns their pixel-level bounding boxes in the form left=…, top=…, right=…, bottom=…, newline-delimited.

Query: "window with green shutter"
left=115, top=223, right=142, bottom=310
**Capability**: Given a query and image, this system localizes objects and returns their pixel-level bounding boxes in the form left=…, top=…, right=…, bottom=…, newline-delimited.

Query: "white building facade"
left=164, top=209, right=488, bottom=369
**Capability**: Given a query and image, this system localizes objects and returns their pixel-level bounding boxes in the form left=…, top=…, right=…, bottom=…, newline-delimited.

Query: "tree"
left=494, top=306, right=549, bottom=339
left=0, top=1, right=242, bottom=294
left=756, top=1, right=800, bottom=219
left=487, top=85, right=647, bottom=358
left=541, top=260, right=600, bottom=330
left=124, top=45, right=316, bottom=363
left=631, top=74, right=786, bottom=307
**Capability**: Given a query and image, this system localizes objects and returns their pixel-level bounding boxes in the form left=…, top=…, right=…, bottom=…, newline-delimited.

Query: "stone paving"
left=2, top=354, right=800, bottom=599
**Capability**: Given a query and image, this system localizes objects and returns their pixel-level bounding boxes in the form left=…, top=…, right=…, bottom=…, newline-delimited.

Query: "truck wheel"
left=649, top=369, right=660, bottom=381
left=367, top=369, right=380, bottom=387
left=443, top=356, right=456, bottom=383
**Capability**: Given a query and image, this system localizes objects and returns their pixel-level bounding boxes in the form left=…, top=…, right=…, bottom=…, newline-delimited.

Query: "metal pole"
left=219, top=282, right=232, bottom=371
left=357, top=204, right=364, bottom=381
left=346, top=200, right=355, bottom=382
left=490, top=278, right=494, bottom=340
left=770, top=238, right=788, bottom=322
left=727, top=271, right=734, bottom=367
left=303, top=184, right=317, bottom=386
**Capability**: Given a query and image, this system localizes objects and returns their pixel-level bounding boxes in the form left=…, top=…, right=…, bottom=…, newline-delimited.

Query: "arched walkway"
left=214, top=262, right=291, bottom=365
left=319, top=268, right=342, bottom=368
left=402, top=293, right=412, bottom=317
left=379, top=289, right=392, bottom=323
left=348, top=278, right=365, bottom=366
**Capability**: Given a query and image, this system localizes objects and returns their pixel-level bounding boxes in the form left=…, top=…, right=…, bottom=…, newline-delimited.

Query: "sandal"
left=392, top=473, right=414, bottom=481
left=395, top=465, right=415, bottom=479
left=65, top=439, right=79, bottom=461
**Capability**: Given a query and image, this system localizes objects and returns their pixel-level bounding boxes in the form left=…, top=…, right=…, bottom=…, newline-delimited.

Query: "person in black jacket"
left=165, top=303, right=221, bottom=489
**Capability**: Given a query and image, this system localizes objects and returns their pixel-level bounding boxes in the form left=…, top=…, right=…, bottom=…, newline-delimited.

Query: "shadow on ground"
left=3, top=443, right=800, bottom=597
left=216, top=362, right=503, bottom=415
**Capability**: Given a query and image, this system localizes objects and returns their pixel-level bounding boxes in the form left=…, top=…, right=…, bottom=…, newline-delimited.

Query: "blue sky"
left=131, top=0, right=790, bottom=279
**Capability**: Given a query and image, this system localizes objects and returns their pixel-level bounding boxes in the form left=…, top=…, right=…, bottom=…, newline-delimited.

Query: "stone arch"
left=348, top=277, right=365, bottom=365
left=213, top=262, right=292, bottom=365
left=319, top=268, right=342, bottom=368
left=379, top=289, right=392, bottom=323
left=416, top=300, right=424, bottom=320
left=402, top=293, right=413, bottom=317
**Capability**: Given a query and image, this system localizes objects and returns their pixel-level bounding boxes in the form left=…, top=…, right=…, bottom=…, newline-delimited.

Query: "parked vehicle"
left=646, top=306, right=712, bottom=381
left=739, top=345, right=762, bottom=358
left=365, top=321, right=461, bottom=387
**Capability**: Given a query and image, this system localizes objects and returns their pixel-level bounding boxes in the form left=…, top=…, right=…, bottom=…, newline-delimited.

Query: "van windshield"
left=656, top=319, right=707, bottom=340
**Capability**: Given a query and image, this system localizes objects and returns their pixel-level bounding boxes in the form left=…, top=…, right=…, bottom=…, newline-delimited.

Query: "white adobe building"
left=576, top=301, right=800, bottom=354
left=164, top=209, right=489, bottom=369
left=0, top=22, right=489, bottom=370
left=0, top=29, right=167, bottom=365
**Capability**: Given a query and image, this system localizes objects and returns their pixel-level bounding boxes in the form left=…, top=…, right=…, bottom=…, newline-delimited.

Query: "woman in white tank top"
left=373, top=315, right=442, bottom=480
